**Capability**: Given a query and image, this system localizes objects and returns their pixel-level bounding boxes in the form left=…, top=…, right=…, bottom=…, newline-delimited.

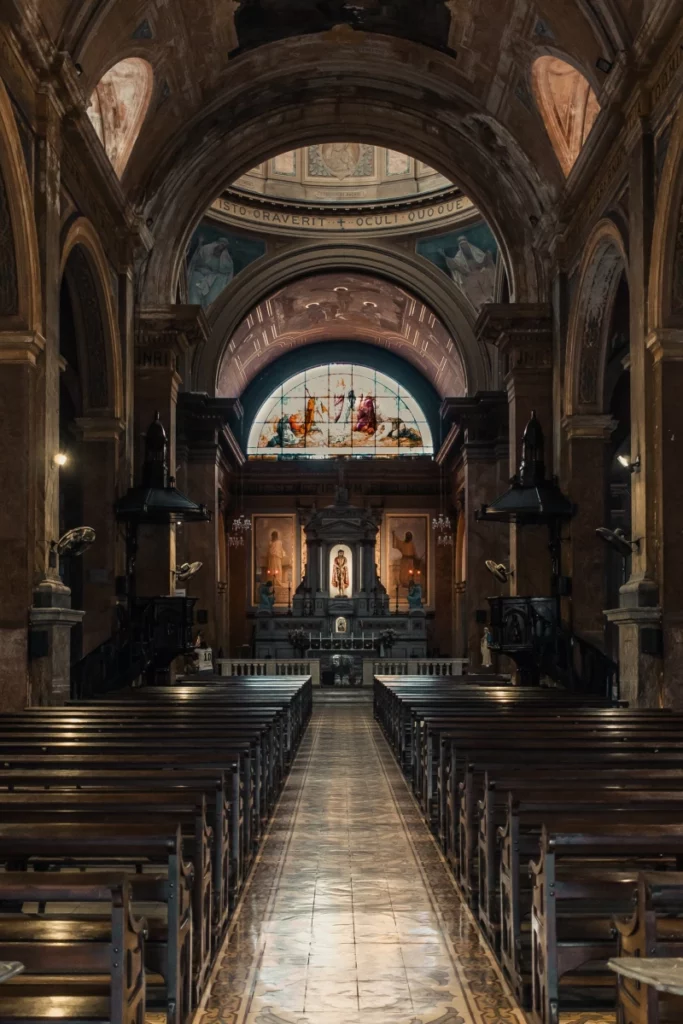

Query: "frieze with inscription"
left=210, top=193, right=475, bottom=235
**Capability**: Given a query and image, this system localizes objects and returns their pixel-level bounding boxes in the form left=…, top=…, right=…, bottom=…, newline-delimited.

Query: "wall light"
left=53, top=452, right=68, bottom=467
left=617, top=453, right=640, bottom=473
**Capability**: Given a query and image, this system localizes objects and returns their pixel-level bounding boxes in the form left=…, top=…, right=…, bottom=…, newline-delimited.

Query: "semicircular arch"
left=0, top=76, right=42, bottom=333
left=565, top=217, right=628, bottom=418
left=135, top=38, right=555, bottom=311
left=648, top=98, right=683, bottom=330
left=60, top=217, right=124, bottom=419
left=196, top=242, right=489, bottom=398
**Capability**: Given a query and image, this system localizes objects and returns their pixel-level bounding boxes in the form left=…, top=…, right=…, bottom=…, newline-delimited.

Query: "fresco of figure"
left=188, top=236, right=234, bottom=307
left=392, top=529, right=417, bottom=587
left=440, top=235, right=496, bottom=309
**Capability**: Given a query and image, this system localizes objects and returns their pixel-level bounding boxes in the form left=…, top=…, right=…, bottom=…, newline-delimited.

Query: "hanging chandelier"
left=432, top=465, right=454, bottom=546
left=432, top=513, right=453, bottom=546
left=229, top=513, right=251, bottom=547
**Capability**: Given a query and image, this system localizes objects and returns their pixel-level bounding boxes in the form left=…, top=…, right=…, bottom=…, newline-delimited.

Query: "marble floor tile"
left=197, top=693, right=586, bottom=1024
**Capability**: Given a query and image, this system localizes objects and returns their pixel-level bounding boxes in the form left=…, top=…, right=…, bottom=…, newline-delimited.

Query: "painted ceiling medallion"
left=320, top=142, right=362, bottom=179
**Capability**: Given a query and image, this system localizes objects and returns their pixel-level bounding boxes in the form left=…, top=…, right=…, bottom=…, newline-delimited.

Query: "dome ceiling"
left=233, top=144, right=451, bottom=205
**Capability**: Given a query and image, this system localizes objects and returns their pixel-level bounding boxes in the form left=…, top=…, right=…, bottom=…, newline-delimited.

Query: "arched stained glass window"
left=247, top=364, right=433, bottom=459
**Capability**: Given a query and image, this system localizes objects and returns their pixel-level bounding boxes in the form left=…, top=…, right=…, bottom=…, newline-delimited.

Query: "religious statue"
left=481, top=627, right=493, bottom=668
left=407, top=579, right=423, bottom=610
left=258, top=579, right=276, bottom=611
left=332, top=548, right=349, bottom=596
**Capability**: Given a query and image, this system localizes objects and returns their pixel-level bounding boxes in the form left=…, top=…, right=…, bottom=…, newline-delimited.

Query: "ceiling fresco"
left=233, top=144, right=450, bottom=205
left=216, top=273, right=467, bottom=400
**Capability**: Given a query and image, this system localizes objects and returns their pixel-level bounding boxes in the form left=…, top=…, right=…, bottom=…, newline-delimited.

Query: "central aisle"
left=195, top=694, right=544, bottom=1024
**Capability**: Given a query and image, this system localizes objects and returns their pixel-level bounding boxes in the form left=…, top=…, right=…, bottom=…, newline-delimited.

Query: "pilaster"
left=477, top=305, right=554, bottom=598
left=563, top=414, right=617, bottom=646
left=134, top=306, right=209, bottom=598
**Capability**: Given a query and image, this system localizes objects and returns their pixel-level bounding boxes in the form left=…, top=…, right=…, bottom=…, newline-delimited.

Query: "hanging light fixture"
left=229, top=467, right=251, bottom=547
left=432, top=465, right=453, bottom=545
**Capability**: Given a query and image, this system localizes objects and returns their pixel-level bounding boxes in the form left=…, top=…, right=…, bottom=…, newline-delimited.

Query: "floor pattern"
left=196, top=693, right=612, bottom=1024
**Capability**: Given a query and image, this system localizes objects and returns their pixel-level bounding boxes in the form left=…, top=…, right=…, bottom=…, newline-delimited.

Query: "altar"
left=252, top=474, right=428, bottom=684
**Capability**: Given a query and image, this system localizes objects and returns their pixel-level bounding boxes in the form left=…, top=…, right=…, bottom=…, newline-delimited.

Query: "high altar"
left=252, top=475, right=427, bottom=684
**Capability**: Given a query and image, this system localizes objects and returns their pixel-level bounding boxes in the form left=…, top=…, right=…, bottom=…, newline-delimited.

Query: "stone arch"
left=60, top=219, right=124, bottom=419
left=531, top=55, right=600, bottom=176
left=0, top=76, right=41, bottom=333
left=135, top=38, right=550, bottom=310
left=648, top=98, right=683, bottom=330
left=193, top=242, right=490, bottom=397
left=86, top=57, right=153, bottom=178
left=565, top=218, right=628, bottom=417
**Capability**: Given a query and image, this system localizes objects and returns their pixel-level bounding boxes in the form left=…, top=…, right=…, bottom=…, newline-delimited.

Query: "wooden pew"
left=0, top=790, right=214, bottom=993
left=612, top=872, right=683, bottom=1024
left=530, top=823, right=683, bottom=1024
left=0, top=873, right=146, bottom=1024
left=493, top=789, right=683, bottom=1002
left=0, top=823, right=192, bottom=1024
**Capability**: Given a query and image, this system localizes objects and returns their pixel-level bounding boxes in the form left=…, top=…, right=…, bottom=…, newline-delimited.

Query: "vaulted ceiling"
left=6, top=0, right=658, bottom=307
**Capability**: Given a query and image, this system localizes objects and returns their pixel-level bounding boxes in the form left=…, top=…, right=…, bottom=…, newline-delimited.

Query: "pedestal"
left=29, top=577, right=85, bottom=706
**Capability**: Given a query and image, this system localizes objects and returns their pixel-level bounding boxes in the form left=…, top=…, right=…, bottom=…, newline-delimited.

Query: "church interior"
left=1, top=1, right=683, bottom=1022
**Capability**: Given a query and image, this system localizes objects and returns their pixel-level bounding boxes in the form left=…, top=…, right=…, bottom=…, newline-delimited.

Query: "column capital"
left=73, top=416, right=125, bottom=441
left=476, top=303, right=553, bottom=378
left=562, top=414, right=618, bottom=441
left=0, top=330, right=46, bottom=366
left=135, top=305, right=209, bottom=376
left=646, top=327, right=683, bottom=363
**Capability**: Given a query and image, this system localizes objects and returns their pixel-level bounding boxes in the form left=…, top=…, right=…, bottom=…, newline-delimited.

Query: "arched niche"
left=532, top=55, right=600, bottom=176
left=87, top=57, right=153, bottom=178
left=60, top=219, right=123, bottom=418
left=0, top=78, right=41, bottom=333
left=195, top=243, right=489, bottom=397
left=648, top=99, right=683, bottom=329
left=565, top=219, right=629, bottom=417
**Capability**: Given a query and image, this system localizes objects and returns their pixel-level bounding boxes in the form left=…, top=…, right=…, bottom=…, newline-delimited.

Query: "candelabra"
left=229, top=512, right=251, bottom=548
left=432, top=513, right=453, bottom=546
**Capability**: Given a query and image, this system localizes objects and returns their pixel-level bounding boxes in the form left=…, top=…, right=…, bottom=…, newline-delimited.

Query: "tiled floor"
left=196, top=692, right=612, bottom=1024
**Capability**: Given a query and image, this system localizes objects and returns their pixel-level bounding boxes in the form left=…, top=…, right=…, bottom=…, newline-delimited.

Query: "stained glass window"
left=247, top=364, right=433, bottom=460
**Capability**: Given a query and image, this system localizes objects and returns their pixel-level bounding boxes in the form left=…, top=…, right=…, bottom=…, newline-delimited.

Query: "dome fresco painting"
left=247, top=363, right=433, bottom=459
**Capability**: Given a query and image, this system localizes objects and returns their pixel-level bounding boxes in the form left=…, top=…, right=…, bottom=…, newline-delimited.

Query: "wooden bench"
left=0, top=823, right=192, bottom=1024
left=530, top=823, right=683, bottom=1024
left=612, top=872, right=683, bottom=1024
left=0, top=873, right=146, bottom=1024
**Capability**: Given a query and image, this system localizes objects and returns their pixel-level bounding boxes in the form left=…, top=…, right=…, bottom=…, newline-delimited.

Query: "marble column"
left=29, top=86, right=81, bottom=705
left=477, top=307, right=554, bottom=597
left=563, top=415, right=617, bottom=647
left=0, top=337, right=44, bottom=708
left=134, top=306, right=208, bottom=598
left=643, top=328, right=683, bottom=708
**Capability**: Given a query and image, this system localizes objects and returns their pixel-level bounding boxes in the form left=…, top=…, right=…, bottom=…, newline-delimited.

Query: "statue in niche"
left=258, top=579, right=276, bottom=612
left=335, top=616, right=348, bottom=634
left=407, top=579, right=423, bottom=610
left=332, top=548, right=350, bottom=596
